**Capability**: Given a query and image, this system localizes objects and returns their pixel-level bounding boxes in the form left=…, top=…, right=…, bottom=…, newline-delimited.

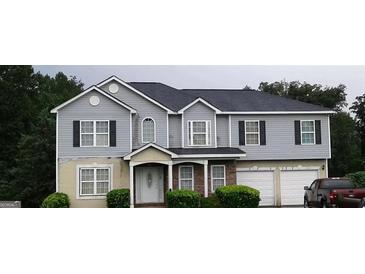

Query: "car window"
left=320, top=180, right=353, bottom=189
left=310, top=180, right=317, bottom=190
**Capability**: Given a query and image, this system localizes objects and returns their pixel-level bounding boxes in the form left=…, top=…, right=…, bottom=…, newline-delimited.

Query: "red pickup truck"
left=304, top=178, right=365, bottom=208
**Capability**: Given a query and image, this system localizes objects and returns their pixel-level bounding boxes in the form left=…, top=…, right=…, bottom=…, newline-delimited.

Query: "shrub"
left=201, top=195, right=222, bottom=208
left=346, top=171, right=365, bottom=188
left=215, top=185, right=260, bottom=208
left=166, top=189, right=201, bottom=208
left=41, top=192, right=70, bottom=208
left=107, top=189, right=130, bottom=208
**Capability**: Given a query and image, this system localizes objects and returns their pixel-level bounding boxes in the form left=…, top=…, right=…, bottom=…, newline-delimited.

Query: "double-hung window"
left=211, top=165, right=226, bottom=192
left=301, top=120, right=315, bottom=145
left=179, top=166, right=194, bottom=190
left=80, top=120, right=109, bottom=147
left=79, top=167, right=111, bottom=196
left=188, top=120, right=211, bottom=146
left=245, top=121, right=260, bottom=145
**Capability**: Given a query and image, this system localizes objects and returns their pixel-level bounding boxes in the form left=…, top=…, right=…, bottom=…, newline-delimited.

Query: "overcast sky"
left=34, top=66, right=365, bottom=106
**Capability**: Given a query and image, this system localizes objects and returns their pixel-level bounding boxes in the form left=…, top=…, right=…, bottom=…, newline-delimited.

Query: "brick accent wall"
left=172, top=160, right=237, bottom=196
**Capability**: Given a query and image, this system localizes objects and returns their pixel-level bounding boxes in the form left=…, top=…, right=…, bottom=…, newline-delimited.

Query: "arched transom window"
left=142, top=117, right=155, bottom=143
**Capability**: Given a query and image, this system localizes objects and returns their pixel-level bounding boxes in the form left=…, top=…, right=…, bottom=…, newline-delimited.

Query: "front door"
left=135, top=167, right=164, bottom=204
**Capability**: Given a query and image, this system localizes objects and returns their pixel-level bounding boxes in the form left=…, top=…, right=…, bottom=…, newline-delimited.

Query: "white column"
left=168, top=161, right=173, bottom=191
left=129, top=163, right=134, bottom=208
left=204, top=160, right=208, bottom=197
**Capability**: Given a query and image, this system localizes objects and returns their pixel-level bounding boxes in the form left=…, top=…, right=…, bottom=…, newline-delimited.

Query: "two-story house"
left=51, top=75, right=333, bottom=207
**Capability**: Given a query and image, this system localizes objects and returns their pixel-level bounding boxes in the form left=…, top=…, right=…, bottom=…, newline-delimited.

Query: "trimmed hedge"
left=166, top=189, right=201, bottom=208
left=201, top=195, right=222, bottom=208
left=346, top=171, right=365, bottom=188
left=215, top=185, right=260, bottom=208
left=41, top=192, right=70, bottom=208
left=107, top=189, right=130, bottom=208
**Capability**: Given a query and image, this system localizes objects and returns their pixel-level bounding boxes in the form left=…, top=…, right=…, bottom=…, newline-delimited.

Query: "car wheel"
left=304, top=199, right=309, bottom=208
left=321, top=200, right=327, bottom=208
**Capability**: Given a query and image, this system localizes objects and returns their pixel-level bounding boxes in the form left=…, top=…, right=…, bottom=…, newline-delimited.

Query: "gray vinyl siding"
left=169, top=115, right=182, bottom=148
left=58, top=91, right=131, bottom=157
left=231, top=114, right=330, bottom=160
left=183, top=102, right=216, bottom=148
left=216, top=115, right=229, bottom=147
left=99, top=81, right=168, bottom=149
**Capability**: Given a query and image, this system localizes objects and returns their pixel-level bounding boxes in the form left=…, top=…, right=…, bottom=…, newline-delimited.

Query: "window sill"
left=77, top=195, right=107, bottom=200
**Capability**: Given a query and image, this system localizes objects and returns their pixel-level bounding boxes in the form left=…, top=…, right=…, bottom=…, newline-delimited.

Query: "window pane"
left=193, top=134, right=206, bottom=145
left=180, top=167, right=193, bottom=179
left=81, top=121, right=93, bottom=133
left=81, top=169, right=94, bottom=181
left=96, top=169, right=109, bottom=181
left=212, top=166, right=224, bottom=178
left=81, top=134, right=94, bottom=146
left=246, top=121, right=259, bottom=132
left=143, top=118, right=155, bottom=142
left=81, top=182, right=94, bottom=194
left=96, top=121, right=108, bottom=133
left=212, top=179, right=224, bottom=191
left=193, top=122, right=206, bottom=133
left=96, top=182, right=109, bottom=194
left=180, top=180, right=193, bottom=190
left=302, top=133, right=314, bottom=144
left=302, top=121, right=314, bottom=132
left=246, top=133, right=259, bottom=144
left=96, top=134, right=108, bottom=146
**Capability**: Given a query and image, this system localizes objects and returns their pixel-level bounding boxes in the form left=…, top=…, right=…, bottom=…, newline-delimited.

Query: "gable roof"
left=50, top=86, right=137, bottom=113
left=177, top=97, right=222, bottom=113
left=123, top=143, right=178, bottom=160
left=96, top=76, right=176, bottom=113
left=124, top=82, right=334, bottom=113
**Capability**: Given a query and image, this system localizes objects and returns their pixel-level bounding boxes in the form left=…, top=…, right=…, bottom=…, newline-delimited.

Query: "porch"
left=124, top=143, right=245, bottom=207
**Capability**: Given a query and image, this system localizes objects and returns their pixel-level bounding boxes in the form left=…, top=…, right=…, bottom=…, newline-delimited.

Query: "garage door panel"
left=236, top=171, right=275, bottom=206
left=281, top=170, right=318, bottom=206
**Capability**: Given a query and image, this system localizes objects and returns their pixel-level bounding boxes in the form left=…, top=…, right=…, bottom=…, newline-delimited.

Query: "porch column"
left=168, top=161, right=173, bottom=191
left=129, top=162, right=134, bottom=208
left=204, top=160, right=208, bottom=197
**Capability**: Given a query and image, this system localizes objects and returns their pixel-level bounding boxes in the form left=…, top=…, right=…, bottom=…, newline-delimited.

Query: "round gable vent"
left=109, top=83, right=119, bottom=93
left=89, top=95, right=100, bottom=106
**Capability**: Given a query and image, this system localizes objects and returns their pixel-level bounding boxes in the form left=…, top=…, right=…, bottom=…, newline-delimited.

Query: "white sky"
left=34, top=65, right=365, bottom=107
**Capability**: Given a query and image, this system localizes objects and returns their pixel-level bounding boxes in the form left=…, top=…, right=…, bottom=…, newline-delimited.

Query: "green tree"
left=0, top=66, right=83, bottom=207
left=350, top=93, right=365, bottom=158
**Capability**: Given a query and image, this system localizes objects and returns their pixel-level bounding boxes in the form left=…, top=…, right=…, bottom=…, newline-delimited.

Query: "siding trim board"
left=178, top=97, right=222, bottom=114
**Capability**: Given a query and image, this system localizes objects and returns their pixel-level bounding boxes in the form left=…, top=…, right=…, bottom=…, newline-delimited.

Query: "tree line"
left=0, top=66, right=364, bottom=207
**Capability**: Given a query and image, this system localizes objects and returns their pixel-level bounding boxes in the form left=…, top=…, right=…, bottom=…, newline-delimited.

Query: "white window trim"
left=300, top=120, right=316, bottom=145
left=188, top=120, right=211, bottom=147
left=80, top=120, right=110, bottom=147
left=179, top=165, right=194, bottom=190
left=76, top=164, right=113, bottom=200
left=141, top=117, right=156, bottom=144
left=211, top=165, right=226, bottom=192
left=245, top=120, right=260, bottom=146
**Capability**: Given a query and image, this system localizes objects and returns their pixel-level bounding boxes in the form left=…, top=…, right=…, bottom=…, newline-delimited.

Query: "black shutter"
left=73, top=120, right=80, bottom=147
left=238, top=121, right=245, bottom=145
left=315, top=120, right=321, bottom=144
left=294, top=120, right=301, bottom=145
left=259, top=121, right=266, bottom=145
left=110, top=120, right=116, bottom=147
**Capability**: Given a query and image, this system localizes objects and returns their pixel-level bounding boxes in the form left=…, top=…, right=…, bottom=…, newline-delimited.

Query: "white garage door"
left=280, top=170, right=319, bottom=206
left=236, top=170, right=275, bottom=206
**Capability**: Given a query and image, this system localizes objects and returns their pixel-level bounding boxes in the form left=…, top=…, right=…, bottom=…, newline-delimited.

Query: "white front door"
left=135, top=167, right=164, bottom=204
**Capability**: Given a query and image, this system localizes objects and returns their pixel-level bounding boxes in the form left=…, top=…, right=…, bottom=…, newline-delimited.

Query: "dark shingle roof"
left=127, top=82, right=332, bottom=112
left=169, top=147, right=245, bottom=155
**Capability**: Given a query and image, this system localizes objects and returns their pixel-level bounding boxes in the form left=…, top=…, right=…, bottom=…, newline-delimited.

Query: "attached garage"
left=236, top=170, right=275, bottom=206
left=280, top=169, right=319, bottom=206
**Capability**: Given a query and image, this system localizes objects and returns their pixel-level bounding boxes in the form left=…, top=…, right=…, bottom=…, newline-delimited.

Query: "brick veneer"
left=172, top=160, right=237, bottom=196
